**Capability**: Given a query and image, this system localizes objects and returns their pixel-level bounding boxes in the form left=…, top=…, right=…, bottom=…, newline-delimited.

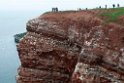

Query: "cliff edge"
left=16, top=11, right=124, bottom=83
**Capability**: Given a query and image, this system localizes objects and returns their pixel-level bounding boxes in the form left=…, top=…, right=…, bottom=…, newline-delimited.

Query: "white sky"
left=0, top=0, right=124, bottom=11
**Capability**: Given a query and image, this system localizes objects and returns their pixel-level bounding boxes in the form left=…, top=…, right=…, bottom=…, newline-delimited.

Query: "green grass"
left=100, top=7, right=124, bottom=22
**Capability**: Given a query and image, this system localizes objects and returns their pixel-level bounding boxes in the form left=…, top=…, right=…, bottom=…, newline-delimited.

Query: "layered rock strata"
left=72, top=23, right=124, bottom=83
left=16, top=11, right=124, bottom=83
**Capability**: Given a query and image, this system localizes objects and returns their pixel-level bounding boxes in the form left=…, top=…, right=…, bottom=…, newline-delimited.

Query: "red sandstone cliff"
left=16, top=11, right=124, bottom=83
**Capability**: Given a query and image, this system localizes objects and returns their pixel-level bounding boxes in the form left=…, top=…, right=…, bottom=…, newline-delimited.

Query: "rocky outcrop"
left=16, top=11, right=124, bottom=83
left=14, top=32, right=27, bottom=43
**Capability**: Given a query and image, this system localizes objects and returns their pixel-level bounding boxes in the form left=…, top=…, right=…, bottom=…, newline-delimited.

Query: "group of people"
left=52, top=4, right=120, bottom=12
left=52, top=7, right=58, bottom=12
left=100, top=4, right=120, bottom=9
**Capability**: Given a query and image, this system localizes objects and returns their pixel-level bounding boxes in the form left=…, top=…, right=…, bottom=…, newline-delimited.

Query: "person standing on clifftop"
left=113, top=4, right=115, bottom=8
left=105, top=5, right=107, bottom=9
left=117, top=4, right=120, bottom=8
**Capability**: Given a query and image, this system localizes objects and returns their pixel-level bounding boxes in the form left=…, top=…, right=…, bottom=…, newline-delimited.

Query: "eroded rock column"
left=16, top=18, right=81, bottom=83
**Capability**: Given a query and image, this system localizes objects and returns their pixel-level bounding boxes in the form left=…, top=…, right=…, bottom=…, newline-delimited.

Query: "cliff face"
left=16, top=11, right=124, bottom=83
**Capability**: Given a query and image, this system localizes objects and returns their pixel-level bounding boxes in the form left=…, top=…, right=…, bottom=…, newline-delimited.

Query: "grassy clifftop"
left=99, top=7, right=124, bottom=23
left=42, top=7, right=124, bottom=24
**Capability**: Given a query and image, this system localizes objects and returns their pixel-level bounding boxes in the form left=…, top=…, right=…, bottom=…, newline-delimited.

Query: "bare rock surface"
left=16, top=11, right=124, bottom=83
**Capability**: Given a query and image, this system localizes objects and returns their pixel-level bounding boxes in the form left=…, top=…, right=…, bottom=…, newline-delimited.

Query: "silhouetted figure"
left=113, top=4, right=115, bottom=8
left=99, top=6, right=101, bottom=9
left=117, top=4, right=120, bottom=8
left=86, top=8, right=88, bottom=10
left=52, top=8, right=55, bottom=12
left=52, top=7, right=58, bottom=12
left=105, top=5, right=107, bottom=9
left=56, top=7, right=58, bottom=12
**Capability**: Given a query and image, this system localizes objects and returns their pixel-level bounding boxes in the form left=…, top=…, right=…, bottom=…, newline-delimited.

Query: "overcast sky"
left=1, top=0, right=124, bottom=11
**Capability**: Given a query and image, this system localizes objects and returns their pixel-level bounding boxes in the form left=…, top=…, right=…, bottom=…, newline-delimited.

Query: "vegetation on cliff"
left=100, top=7, right=124, bottom=22
left=14, top=32, right=27, bottom=43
